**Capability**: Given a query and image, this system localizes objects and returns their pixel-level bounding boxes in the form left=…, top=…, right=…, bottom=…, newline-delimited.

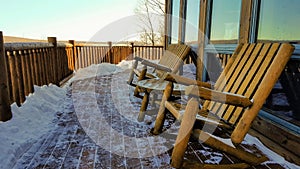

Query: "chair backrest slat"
left=212, top=44, right=257, bottom=117
left=232, top=43, right=294, bottom=143
left=220, top=44, right=265, bottom=120
left=203, top=43, right=249, bottom=109
left=201, top=43, right=294, bottom=144
left=156, top=44, right=190, bottom=77
left=204, top=44, right=253, bottom=112
left=226, top=43, right=274, bottom=124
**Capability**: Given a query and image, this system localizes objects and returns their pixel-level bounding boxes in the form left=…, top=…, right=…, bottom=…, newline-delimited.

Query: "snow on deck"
left=0, top=61, right=299, bottom=169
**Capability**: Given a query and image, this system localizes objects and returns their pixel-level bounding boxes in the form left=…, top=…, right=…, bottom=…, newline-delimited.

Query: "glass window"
left=258, top=0, right=300, bottom=128
left=264, top=61, right=300, bottom=128
left=210, top=0, right=241, bottom=42
left=171, top=0, right=180, bottom=43
left=184, top=0, right=200, bottom=43
left=257, top=0, right=300, bottom=41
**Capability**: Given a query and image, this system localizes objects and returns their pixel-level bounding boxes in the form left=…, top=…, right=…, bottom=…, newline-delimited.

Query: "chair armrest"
left=185, top=85, right=253, bottom=108
left=134, top=57, right=172, bottom=72
left=133, top=69, right=158, bottom=79
left=164, top=73, right=212, bottom=88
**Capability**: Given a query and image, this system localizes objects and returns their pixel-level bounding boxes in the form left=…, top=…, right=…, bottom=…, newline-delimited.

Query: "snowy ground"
left=0, top=85, right=68, bottom=168
left=0, top=60, right=299, bottom=169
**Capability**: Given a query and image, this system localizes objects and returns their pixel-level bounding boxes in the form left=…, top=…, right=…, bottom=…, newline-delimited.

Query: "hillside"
left=3, top=36, right=47, bottom=43
left=3, top=36, right=154, bottom=46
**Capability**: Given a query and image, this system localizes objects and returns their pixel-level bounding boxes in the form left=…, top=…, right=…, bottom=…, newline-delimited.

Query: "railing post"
left=0, top=31, right=12, bottom=121
left=130, top=42, right=134, bottom=60
left=108, top=41, right=112, bottom=63
left=48, top=37, right=59, bottom=85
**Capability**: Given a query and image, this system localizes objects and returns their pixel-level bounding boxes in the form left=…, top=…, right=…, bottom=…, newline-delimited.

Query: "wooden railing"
left=5, top=43, right=55, bottom=105
left=205, top=52, right=232, bottom=82
left=217, top=53, right=232, bottom=68
left=0, top=31, right=165, bottom=121
left=131, top=43, right=164, bottom=60
left=72, top=42, right=111, bottom=70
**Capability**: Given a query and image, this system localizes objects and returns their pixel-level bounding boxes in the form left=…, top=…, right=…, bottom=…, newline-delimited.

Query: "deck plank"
left=13, top=70, right=288, bottom=169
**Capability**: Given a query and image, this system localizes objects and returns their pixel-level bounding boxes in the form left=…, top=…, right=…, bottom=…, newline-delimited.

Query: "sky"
left=0, top=0, right=139, bottom=41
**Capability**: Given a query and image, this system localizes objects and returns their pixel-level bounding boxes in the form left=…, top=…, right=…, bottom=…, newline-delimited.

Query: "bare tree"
left=135, top=0, right=165, bottom=45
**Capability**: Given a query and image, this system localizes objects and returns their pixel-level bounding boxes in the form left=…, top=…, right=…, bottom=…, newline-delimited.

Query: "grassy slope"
left=3, top=36, right=47, bottom=43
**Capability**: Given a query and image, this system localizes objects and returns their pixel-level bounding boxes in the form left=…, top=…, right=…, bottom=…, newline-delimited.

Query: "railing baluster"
left=23, top=50, right=32, bottom=94
left=8, top=51, right=19, bottom=106
left=16, top=50, right=25, bottom=103
left=20, top=50, right=29, bottom=96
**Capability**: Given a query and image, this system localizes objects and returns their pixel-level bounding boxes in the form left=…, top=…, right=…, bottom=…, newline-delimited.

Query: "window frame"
left=168, top=0, right=202, bottom=45
left=250, top=0, right=300, bottom=132
left=205, top=0, right=300, bottom=132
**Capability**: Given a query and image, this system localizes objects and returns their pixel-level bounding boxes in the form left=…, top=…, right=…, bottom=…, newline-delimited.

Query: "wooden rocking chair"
left=127, top=44, right=191, bottom=121
left=152, top=43, right=295, bottom=168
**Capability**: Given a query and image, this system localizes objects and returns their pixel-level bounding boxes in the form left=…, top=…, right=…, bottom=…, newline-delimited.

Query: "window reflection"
left=210, top=0, right=241, bottom=42
left=185, top=0, right=200, bottom=43
left=171, top=0, right=180, bottom=43
left=257, top=0, right=300, bottom=41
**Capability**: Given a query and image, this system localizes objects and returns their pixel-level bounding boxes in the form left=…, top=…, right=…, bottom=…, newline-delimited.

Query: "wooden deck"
left=13, top=70, right=288, bottom=168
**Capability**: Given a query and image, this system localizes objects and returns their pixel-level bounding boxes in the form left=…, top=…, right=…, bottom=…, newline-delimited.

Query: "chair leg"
left=153, top=82, right=173, bottom=134
left=127, top=59, right=138, bottom=85
left=150, top=92, right=158, bottom=108
left=138, top=89, right=150, bottom=122
left=134, top=86, right=141, bottom=97
left=134, top=65, right=147, bottom=97
left=171, top=97, right=199, bottom=168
